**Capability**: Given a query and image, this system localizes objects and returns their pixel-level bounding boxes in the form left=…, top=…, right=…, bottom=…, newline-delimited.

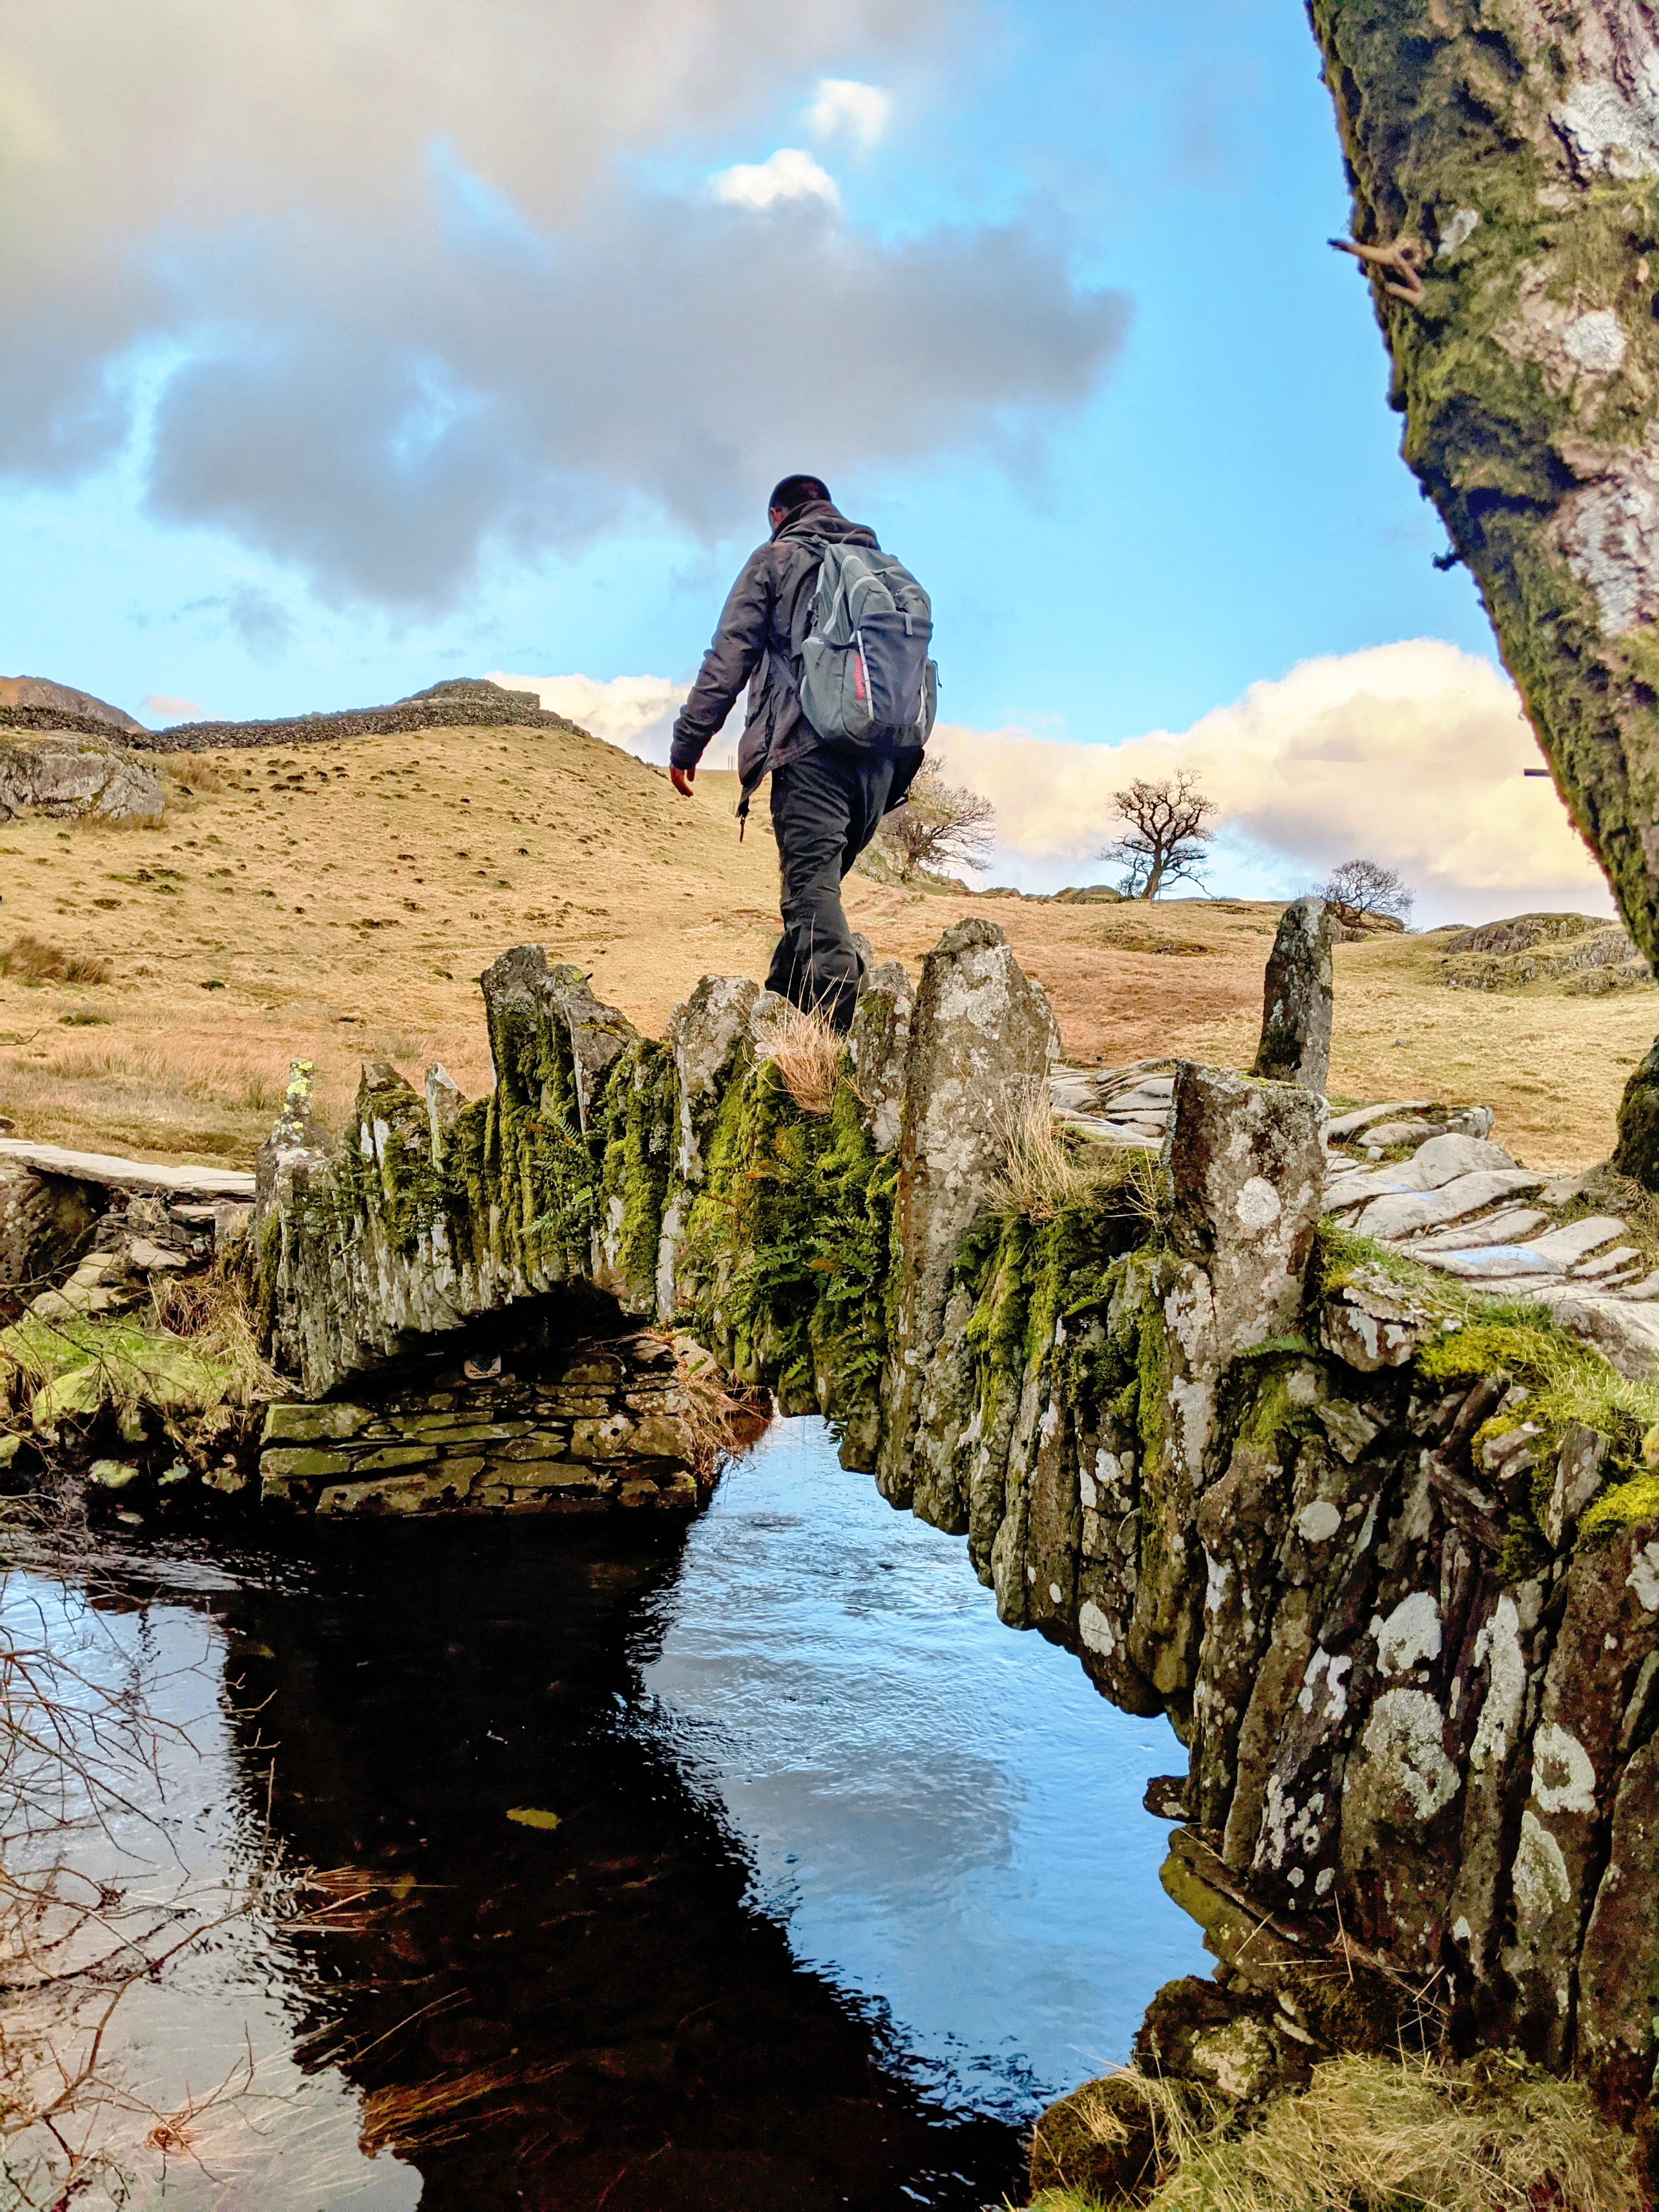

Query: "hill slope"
left=0, top=715, right=1651, bottom=1170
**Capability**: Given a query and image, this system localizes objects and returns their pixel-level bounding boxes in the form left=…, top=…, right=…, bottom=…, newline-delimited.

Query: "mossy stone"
left=261, top=1445, right=356, bottom=1480
left=1028, top=2074, right=1162, bottom=2202
left=1612, top=1037, right=1659, bottom=1192
left=261, top=1402, right=371, bottom=1444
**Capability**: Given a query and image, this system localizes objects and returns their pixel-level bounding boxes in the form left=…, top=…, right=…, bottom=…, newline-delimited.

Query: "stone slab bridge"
left=254, top=918, right=1658, bottom=2124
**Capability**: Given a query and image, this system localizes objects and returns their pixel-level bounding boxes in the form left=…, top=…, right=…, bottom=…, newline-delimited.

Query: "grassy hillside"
left=0, top=717, right=1651, bottom=1172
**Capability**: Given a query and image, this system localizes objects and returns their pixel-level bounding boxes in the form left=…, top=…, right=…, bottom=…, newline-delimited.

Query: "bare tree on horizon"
left=876, top=757, right=996, bottom=883
left=1319, top=857, right=1413, bottom=932
left=1099, top=771, right=1216, bottom=900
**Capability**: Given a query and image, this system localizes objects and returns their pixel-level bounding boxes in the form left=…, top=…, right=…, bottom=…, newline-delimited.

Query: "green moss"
left=0, top=1312, right=234, bottom=1426
left=1137, top=1302, right=1171, bottom=1474
left=1418, top=1306, right=1659, bottom=1546
left=670, top=1057, right=892, bottom=1403
left=595, top=1040, right=675, bottom=1295
left=1579, top=1470, right=1659, bottom=1539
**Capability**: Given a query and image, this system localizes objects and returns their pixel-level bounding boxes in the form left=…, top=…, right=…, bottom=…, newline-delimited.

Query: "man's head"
left=768, top=473, right=831, bottom=532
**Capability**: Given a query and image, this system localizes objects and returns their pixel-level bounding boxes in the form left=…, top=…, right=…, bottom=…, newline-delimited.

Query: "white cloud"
left=489, top=642, right=1603, bottom=932
left=142, top=691, right=200, bottom=722
left=806, top=77, right=891, bottom=147
left=492, top=669, right=743, bottom=766
left=711, top=147, right=840, bottom=210
left=935, top=640, right=1613, bottom=923
left=0, top=0, right=1126, bottom=607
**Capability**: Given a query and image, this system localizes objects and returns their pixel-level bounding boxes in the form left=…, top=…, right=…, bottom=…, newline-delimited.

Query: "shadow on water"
left=217, top=1511, right=1026, bottom=2210
left=7, top=1417, right=1205, bottom=2209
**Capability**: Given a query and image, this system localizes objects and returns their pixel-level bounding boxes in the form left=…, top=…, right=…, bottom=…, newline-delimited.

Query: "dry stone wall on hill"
left=245, top=924, right=1659, bottom=2124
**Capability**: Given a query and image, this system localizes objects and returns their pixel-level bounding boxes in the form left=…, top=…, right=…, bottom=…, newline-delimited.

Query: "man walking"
left=668, top=475, right=928, bottom=1032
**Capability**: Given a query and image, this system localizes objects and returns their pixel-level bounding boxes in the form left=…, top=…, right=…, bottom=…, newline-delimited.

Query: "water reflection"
left=636, top=1420, right=1205, bottom=2115
left=1, top=1417, right=1205, bottom=2210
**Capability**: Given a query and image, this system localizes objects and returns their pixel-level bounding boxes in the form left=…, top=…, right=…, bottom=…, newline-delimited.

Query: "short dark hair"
left=768, top=474, right=831, bottom=514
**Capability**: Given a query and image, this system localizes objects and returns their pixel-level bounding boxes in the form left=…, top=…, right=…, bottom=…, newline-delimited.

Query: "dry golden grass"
left=148, top=1265, right=285, bottom=1406
left=1029, top=2052, right=1641, bottom=2212
left=988, top=1089, right=1164, bottom=1223
left=0, top=934, right=110, bottom=988
left=0, top=719, right=1647, bottom=1172
left=754, top=998, right=843, bottom=1116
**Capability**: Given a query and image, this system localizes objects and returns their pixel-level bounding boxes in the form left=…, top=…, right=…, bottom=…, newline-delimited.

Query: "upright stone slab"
left=1250, top=896, right=1336, bottom=1092
left=1132, top=1065, right=1326, bottom=1702
left=848, top=961, right=915, bottom=1155
left=654, top=973, right=760, bottom=1322
left=879, top=919, right=1059, bottom=1515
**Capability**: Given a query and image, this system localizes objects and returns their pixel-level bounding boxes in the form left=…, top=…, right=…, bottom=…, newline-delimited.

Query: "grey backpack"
left=798, top=539, right=936, bottom=753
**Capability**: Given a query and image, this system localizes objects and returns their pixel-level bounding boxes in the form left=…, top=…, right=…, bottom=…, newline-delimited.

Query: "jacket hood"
left=774, top=497, right=879, bottom=550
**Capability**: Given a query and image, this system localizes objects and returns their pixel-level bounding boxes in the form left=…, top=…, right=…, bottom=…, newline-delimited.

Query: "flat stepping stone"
left=1395, top=1133, right=1518, bottom=1190
left=0, top=1137, right=256, bottom=1199
left=1410, top=1244, right=1562, bottom=1280
left=1534, top=1283, right=1659, bottom=1377
left=1327, top=1101, right=1434, bottom=1139
left=1355, top=1167, right=1545, bottom=1242
left=1573, top=1244, right=1642, bottom=1280
left=1412, top=1206, right=1548, bottom=1252
left=1359, top=1119, right=1443, bottom=1149
left=1518, top=1215, right=1627, bottom=1267
left=1068, top=1118, right=1163, bottom=1150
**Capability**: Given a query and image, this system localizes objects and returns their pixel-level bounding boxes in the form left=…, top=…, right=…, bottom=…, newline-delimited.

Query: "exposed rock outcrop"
left=130, top=677, right=587, bottom=753
left=0, top=730, right=166, bottom=823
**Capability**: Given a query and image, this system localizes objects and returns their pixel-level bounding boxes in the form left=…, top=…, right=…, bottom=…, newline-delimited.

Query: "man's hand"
left=670, top=764, right=695, bottom=797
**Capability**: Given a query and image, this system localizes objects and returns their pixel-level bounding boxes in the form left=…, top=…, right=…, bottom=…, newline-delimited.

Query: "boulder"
left=656, top=972, right=760, bottom=1319
left=1250, top=896, right=1337, bottom=1091
left=1028, top=2072, right=1164, bottom=2203
left=1577, top=1734, right=1659, bottom=2123
left=0, top=1163, right=101, bottom=1306
left=1612, top=1032, right=1659, bottom=1193
left=847, top=960, right=915, bottom=1154
left=0, top=730, right=165, bottom=823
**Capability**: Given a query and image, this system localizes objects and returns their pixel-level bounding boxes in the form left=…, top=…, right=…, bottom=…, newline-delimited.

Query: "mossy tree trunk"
left=1305, top=1, right=1659, bottom=1176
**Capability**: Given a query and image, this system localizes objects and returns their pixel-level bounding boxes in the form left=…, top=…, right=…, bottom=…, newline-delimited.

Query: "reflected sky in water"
left=1, top=1416, right=1206, bottom=2208
left=638, top=1418, right=1207, bottom=2115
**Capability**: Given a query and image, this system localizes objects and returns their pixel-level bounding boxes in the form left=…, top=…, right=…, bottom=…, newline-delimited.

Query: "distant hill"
left=0, top=676, right=144, bottom=733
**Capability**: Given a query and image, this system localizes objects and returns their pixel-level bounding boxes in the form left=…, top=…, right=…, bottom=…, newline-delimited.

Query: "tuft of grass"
left=0, top=935, right=110, bottom=987
left=753, top=999, right=844, bottom=1117
left=148, top=1266, right=284, bottom=1407
left=1418, top=1303, right=1659, bottom=1515
left=991, top=1091, right=1165, bottom=1226
left=1026, top=2055, right=1641, bottom=2212
left=1119, top=2050, right=1642, bottom=2212
left=160, top=753, right=224, bottom=795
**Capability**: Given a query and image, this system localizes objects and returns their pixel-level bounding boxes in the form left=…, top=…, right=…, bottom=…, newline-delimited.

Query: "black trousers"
left=765, top=747, right=899, bottom=1032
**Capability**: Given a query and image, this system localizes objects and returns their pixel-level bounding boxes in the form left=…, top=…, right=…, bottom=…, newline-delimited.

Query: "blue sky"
left=0, top=0, right=1598, bottom=915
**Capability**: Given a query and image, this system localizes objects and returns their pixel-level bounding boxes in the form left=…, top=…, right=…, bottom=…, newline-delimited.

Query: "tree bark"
left=1306, top=0, right=1659, bottom=1172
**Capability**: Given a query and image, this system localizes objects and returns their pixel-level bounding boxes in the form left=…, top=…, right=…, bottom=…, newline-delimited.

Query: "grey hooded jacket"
left=669, top=498, right=890, bottom=797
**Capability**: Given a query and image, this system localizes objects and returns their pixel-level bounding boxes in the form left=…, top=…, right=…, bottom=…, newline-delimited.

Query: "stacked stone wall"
left=257, top=1326, right=706, bottom=1517
left=242, top=926, right=1659, bottom=2121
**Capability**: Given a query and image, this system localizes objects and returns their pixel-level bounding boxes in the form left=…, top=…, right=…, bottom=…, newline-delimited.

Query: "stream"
left=0, top=1417, right=1205, bottom=2211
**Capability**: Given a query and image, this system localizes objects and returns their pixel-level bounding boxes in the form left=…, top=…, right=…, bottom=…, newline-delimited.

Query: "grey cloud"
left=3, top=0, right=1125, bottom=606
left=136, top=192, right=1126, bottom=602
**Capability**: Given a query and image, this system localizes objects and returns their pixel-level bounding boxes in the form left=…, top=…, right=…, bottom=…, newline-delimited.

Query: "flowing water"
left=0, top=1418, right=1205, bottom=2211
